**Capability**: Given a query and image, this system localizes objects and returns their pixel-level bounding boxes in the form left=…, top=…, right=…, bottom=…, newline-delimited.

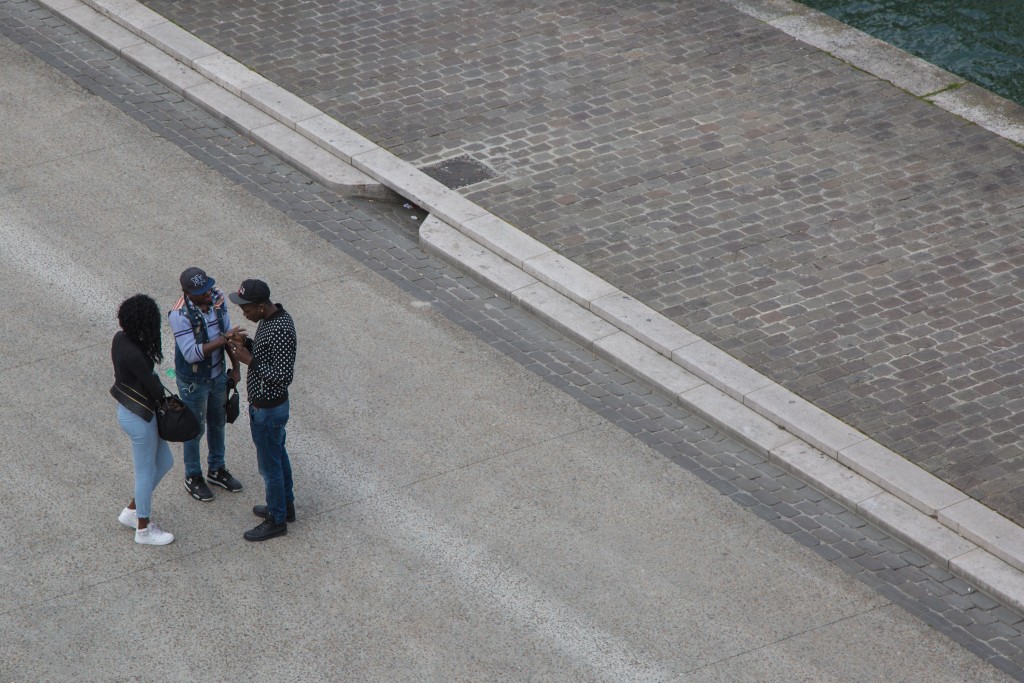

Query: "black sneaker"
left=253, top=503, right=295, bottom=523
left=244, top=519, right=287, bottom=542
left=185, top=475, right=214, bottom=501
left=208, top=468, right=243, bottom=492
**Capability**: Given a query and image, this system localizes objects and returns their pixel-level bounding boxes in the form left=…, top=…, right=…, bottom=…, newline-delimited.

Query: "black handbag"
left=225, top=377, right=240, bottom=424
left=156, top=388, right=201, bottom=442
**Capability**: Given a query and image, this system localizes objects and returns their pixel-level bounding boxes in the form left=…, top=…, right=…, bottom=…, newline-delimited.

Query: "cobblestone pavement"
left=131, top=0, right=1024, bottom=526
left=6, top=0, right=1024, bottom=677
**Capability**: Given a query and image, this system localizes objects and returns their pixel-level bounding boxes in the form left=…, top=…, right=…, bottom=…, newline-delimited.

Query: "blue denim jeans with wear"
left=250, top=400, right=293, bottom=524
left=117, top=404, right=174, bottom=519
left=177, top=372, right=228, bottom=478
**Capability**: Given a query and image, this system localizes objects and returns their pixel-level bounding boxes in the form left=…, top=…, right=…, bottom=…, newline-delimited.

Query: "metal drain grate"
left=419, top=155, right=497, bottom=189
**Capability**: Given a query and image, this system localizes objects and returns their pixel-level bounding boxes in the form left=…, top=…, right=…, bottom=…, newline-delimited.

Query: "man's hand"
left=223, top=326, right=247, bottom=342
left=229, top=367, right=241, bottom=383
left=230, top=341, right=253, bottom=365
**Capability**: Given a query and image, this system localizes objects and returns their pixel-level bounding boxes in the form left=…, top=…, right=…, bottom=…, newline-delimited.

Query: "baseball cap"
left=180, top=267, right=215, bottom=295
left=229, top=279, right=271, bottom=305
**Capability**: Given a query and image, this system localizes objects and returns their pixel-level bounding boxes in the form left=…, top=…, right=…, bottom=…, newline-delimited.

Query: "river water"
left=796, top=0, right=1024, bottom=105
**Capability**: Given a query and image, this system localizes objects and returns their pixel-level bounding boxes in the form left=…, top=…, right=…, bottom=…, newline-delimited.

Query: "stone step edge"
left=43, top=0, right=396, bottom=201
left=421, top=215, right=1024, bottom=614
left=724, top=0, right=1024, bottom=145
left=41, top=0, right=1024, bottom=614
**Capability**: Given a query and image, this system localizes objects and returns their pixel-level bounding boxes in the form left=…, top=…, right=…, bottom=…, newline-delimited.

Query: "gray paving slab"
left=746, top=382, right=866, bottom=457
left=941, top=500, right=1024, bottom=575
left=251, top=121, right=384, bottom=197
left=242, top=80, right=323, bottom=128
left=184, top=80, right=276, bottom=135
left=138, top=18, right=215, bottom=63
left=6, top=2, right=1024, bottom=678
left=61, top=1, right=139, bottom=51
left=459, top=212, right=552, bottom=268
left=593, top=331, right=704, bottom=400
left=840, top=439, right=969, bottom=516
left=591, top=290, right=702, bottom=357
left=296, top=113, right=380, bottom=163
left=511, top=281, right=618, bottom=349
left=121, top=40, right=206, bottom=92
left=770, top=440, right=886, bottom=509
left=88, top=0, right=162, bottom=30
left=673, top=338, right=774, bottom=399
left=192, top=50, right=265, bottom=95
left=420, top=215, right=539, bottom=298
left=857, top=494, right=978, bottom=569
left=930, top=82, right=1024, bottom=145
left=766, top=9, right=960, bottom=96
left=680, top=382, right=797, bottom=455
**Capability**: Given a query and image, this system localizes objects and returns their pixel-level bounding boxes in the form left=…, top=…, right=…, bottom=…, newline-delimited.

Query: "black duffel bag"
left=156, top=388, right=201, bottom=442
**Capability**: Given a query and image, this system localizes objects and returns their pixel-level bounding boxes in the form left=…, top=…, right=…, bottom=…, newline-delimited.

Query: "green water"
left=797, top=0, right=1024, bottom=105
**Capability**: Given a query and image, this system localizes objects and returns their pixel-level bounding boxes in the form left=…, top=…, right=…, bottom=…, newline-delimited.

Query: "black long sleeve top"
left=242, top=304, right=296, bottom=408
left=110, top=331, right=165, bottom=421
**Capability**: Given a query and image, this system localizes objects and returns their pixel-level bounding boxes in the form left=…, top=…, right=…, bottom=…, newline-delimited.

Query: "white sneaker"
left=118, top=507, right=138, bottom=528
left=134, top=523, right=174, bottom=546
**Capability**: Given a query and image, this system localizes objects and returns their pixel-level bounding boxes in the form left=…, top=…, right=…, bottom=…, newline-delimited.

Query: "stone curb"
left=44, top=0, right=398, bottom=201
left=723, top=0, right=1024, bottom=145
left=41, top=0, right=1024, bottom=611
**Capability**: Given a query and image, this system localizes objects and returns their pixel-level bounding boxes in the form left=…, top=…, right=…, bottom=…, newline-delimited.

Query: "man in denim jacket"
left=170, top=267, right=243, bottom=501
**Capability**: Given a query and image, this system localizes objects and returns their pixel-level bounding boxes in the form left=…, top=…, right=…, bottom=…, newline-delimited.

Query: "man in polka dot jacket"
left=227, top=278, right=298, bottom=542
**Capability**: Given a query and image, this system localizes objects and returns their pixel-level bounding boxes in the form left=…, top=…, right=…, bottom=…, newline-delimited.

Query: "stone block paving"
left=134, top=0, right=1024, bottom=526
left=7, top=0, right=1024, bottom=676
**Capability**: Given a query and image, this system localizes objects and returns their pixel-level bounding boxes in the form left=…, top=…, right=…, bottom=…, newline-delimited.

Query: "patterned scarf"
left=172, top=287, right=227, bottom=340
left=173, top=284, right=227, bottom=325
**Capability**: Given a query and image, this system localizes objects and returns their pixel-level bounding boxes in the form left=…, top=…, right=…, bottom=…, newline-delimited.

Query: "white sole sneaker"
left=134, top=523, right=174, bottom=545
left=118, top=507, right=138, bottom=528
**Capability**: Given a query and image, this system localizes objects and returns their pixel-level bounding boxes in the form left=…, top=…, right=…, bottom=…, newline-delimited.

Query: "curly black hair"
left=117, top=294, right=163, bottom=365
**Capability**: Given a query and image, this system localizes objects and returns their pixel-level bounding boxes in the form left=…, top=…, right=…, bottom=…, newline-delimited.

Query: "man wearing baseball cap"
left=227, top=279, right=297, bottom=541
left=169, top=267, right=244, bottom=502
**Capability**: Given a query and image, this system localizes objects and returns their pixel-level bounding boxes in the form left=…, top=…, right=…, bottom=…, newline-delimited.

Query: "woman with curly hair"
left=110, top=294, right=175, bottom=545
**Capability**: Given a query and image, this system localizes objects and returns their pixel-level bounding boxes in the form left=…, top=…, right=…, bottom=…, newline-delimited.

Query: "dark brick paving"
left=6, top=0, right=1024, bottom=676
left=133, top=0, right=1024, bottom=525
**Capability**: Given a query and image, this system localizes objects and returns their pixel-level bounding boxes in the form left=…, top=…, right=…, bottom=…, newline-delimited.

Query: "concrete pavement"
left=3, top=0, right=1024, bottom=679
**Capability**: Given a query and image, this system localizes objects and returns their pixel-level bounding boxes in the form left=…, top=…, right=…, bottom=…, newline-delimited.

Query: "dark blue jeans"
left=249, top=400, right=293, bottom=524
left=177, top=372, right=228, bottom=478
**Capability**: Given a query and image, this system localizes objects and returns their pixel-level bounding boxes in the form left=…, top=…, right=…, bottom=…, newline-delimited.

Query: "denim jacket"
left=171, top=293, right=229, bottom=384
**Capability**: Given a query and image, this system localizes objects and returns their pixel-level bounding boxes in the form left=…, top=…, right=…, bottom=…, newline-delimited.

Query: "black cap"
left=180, top=267, right=215, bottom=295
left=229, top=279, right=271, bottom=305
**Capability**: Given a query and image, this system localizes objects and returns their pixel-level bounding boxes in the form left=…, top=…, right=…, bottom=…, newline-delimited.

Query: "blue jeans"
left=117, top=404, right=174, bottom=519
left=249, top=401, right=293, bottom=524
left=177, top=372, right=227, bottom=478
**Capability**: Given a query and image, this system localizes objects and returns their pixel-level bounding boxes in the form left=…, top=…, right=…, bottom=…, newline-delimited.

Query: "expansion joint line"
left=670, top=602, right=891, bottom=680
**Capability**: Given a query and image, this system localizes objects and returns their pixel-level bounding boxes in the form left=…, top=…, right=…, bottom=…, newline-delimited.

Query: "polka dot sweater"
left=243, top=304, right=296, bottom=408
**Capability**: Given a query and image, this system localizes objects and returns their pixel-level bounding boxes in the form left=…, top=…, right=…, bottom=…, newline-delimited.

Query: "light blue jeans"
left=117, top=404, right=174, bottom=519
